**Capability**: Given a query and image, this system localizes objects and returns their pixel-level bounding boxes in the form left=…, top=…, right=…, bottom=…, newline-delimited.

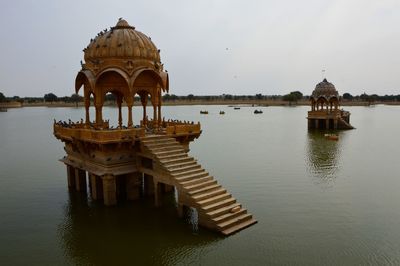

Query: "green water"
left=1, top=105, right=400, bottom=265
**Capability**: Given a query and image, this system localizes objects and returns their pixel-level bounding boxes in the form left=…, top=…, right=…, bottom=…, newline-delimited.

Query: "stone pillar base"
left=177, top=203, right=184, bottom=218
left=163, top=184, right=174, bottom=193
left=89, top=173, right=103, bottom=200
left=102, top=174, right=117, bottom=206
left=74, top=169, right=87, bottom=192
left=67, top=165, right=76, bottom=189
left=144, top=174, right=154, bottom=196
left=126, top=172, right=142, bottom=200
left=154, top=181, right=162, bottom=207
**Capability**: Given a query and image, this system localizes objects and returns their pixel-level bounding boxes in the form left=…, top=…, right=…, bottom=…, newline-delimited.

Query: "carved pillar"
left=126, top=172, right=142, bottom=200
left=74, top=169, right=87, bottom=192
left=67, top=165, right=76, bottom=189
left=157, top=101, right=162, bottom=128
left=85, top=99, right=90, bottom=126
left=143, top=174, right=154, bottom=196
left=95, top=105, right=103, bottom=125
left=128, top=104, right=133, bottom=128
left=141, top=94, right=147, bottom=127
left=102, top=174, right=117, bottom=206
left=89, top=173, right=103, bottom=200
left=153, top=104, right=157, bottom=125
left=142, top=105, right=147, bottom=127
left=117, top=96, right=122, bottom=128
left=315, top=119, right=319, bottom=129
left=325, top=119, right=329, bottom=129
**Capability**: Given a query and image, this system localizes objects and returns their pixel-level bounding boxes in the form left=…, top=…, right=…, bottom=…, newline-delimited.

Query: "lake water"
left=1, top=105, right=400, bottom=265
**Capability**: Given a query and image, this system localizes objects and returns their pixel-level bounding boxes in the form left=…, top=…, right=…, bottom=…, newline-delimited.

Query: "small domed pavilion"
left=307, top=79, right=353, bottom=130
left=53, top=19, right=256, bottom=235
left=76, top=18, right=169, bottom=128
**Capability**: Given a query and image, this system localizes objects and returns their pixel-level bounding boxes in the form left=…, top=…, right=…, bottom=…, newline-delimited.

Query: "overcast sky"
left=0, top=0, right=399, bottom=97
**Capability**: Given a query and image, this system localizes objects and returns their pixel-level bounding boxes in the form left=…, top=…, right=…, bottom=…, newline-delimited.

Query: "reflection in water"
left=306, top=131, right=344, bottom=188
left=58, top=192, right=220, bottom=265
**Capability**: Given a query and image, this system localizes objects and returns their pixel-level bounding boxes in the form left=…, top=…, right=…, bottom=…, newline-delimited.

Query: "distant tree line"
left=0, top=92, right=5, bottom=102
left=282, top=91, right=303, bottom=103
left=1, top=91, right=400, bottom=104
left=162, top=93, right=284, bottom=101
left=342, top=92, right=400, bottom=103
left=43, top=93, right=83, bottom=104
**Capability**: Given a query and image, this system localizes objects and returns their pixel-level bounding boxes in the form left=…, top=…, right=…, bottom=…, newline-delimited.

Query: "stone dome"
left=83, top=19, right=161, bottom=74
left=311, top=78, right=339, bottom=99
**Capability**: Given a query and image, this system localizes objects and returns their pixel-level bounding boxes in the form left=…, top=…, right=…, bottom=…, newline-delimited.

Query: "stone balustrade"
left=140, top=118, right=201, bottom=136
left=307, top=110, right=341, bottom=118
left=54, top=118, right=201, bottom=143
left=165, top=123, right=201, bottom=136
left=54, top=123, right=145, bottom=143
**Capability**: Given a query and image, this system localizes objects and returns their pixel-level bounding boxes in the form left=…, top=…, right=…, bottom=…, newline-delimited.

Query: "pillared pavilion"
left=54, top=19, right=256, bottom=235
left=307, top=79, right=353, bottom=130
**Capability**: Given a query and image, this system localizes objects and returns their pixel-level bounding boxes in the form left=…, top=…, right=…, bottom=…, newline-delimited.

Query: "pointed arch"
left=95, top=68, right=131, bottom=105
left=159, top=71, right=169, bottom=93
left=130, top=68, right=165, bottom=93
left=75, top=70, right=96, bottom=94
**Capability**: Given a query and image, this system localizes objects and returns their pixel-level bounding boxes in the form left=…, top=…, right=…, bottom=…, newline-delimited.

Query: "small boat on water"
left=219, top=111, right=225, bottom=115
left=324, top=133, right=339, bottom=141
left=200, top=110, right=208, bottom=114
left=234, top=107, right=240, bottom=110
left=254, top=110, right=263, bottom=114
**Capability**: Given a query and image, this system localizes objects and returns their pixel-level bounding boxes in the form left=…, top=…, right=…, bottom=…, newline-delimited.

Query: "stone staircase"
left=338, top=117, right=354, bottom=129
left=140, top=135, right=257, bottom=235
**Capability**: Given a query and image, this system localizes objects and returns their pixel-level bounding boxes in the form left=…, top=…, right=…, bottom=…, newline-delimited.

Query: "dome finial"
left=115, top=18, right=134, bottom=29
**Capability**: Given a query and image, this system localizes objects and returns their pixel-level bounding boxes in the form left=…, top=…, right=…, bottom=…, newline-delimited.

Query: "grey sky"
left=0, top=0, right=399, bottom=97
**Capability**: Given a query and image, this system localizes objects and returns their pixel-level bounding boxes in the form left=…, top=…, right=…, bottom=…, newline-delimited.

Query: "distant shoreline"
left=1, top=99, right=399, bottom=108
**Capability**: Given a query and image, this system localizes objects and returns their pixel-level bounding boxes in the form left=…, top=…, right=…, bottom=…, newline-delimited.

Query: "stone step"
left=157, top=153, right=188, bottom=160
left=173, top=168, right=206, bottom=178
left=221, top=218, right=258, bottom=236
left=145, top=141, right=179, bottom=149
left=206, top=203, right=242, bottom=219
left=175, top=171, right=209, bottom=182
left=212, top=208, right=248, bottom=224
left=141, top=138, right=176, bottom=145
left=165, top=160, right=198, bottom=170
left=148, top=145, right=184, bottom=152
left=153, top=149, right=185, bottom=156
left=197, top=193, right=231, bottom=207
left=170, top=164, right=202, bottom=174
left=160, top=156, right=195, bottom=165
left=183, top=179, right=217, bottom=192
left=181, top=176, right=213, bottom=187
left=217, top=213, right=253, bottom=231
left=201, top=197, right=237, bottom=213
left=141, top=134, right=171, bottom=138
left=142, top=137, right=257, bottom=235
left=140, top=135, right=169, bottom=141
left=192, top=188, right=227, bottom=201
left=187, top=184, right=222, bottom=196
